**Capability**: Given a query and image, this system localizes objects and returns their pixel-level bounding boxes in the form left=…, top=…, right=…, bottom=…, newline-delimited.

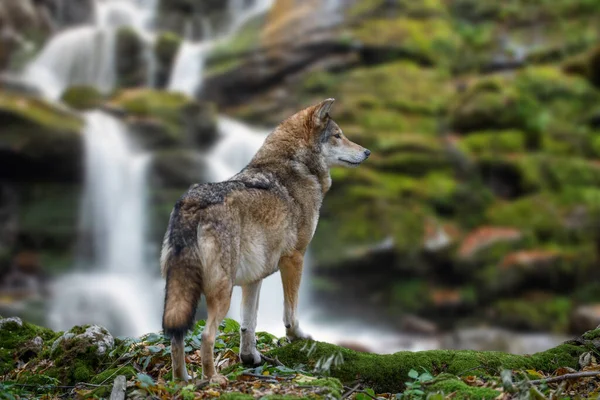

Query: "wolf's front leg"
left=280, top=251, right=312, bottom=341
left=239, top=280, right=263, bottom=366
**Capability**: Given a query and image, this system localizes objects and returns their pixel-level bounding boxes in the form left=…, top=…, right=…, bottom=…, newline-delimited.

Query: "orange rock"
left=500, top=250, right=558, bottom=269
left=458, top=226, right=522, bottom=259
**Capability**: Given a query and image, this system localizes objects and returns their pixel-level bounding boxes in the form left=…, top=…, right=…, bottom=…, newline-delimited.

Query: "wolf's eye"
left=334, top=134, right=341, bottom=139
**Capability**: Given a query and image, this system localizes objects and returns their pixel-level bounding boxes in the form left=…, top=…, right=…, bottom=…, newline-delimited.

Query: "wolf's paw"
left=240, top=349, right=262, bottom=366
left=174, top=370, right=191, bottom=382
left=286, top=326, right=312, bottom=342
left=208, top=374, right=229, bottom=388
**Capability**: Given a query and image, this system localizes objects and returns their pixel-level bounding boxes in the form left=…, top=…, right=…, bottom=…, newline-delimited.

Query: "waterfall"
left=23, top=0, right=158, bottom=99
left=23, top=27, right=116, bottom=99
left=49, top=111, right=160, bottom=336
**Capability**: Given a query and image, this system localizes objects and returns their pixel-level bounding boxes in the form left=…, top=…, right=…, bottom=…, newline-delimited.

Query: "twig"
left=261, top=354, right=284, bottom=367
left=529, top=370, right=600, bottom=385
left=341, top=383, right=362, bottom=399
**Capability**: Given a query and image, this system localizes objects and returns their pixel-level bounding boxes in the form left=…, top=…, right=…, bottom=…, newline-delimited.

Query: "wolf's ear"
left=313, top=98, right=335, bottom=126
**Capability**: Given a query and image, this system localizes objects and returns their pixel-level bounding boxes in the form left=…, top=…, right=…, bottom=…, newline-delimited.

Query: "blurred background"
left=1, top=0, right=600, bottom=355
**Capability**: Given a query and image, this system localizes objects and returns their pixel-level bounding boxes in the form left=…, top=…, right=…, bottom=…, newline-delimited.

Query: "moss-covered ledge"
left=270, top=338, right=591, bottom=393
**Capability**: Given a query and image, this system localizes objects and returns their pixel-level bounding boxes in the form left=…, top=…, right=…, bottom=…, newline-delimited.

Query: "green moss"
left=449, top=77, right=542, bottom=141
left=111, top=89, right=192, bottom=138
left=350, top=17, right=460, bottom=65
left=582, top=329, right=600, bottom=340
left=206, top=14, right=264, bottom=76
left=60, top=86, right=104, bottom=110
left=270, top=340, right=586, bottom=393
left=0, top=92, right=82, bottom=134
left=155, top=32, right=182, bottom=65
left=116, top=27, right=145, bottom=88
left=459, top=130, right=526, bottom=156
left=0, top=319, right=60, bottom=375
left=428, top=375, right=499, bottom=399
left=564, top=45, right=600, bottom=88
left=303, top=378, right=343, bottom=398
left=72, top=361, right=93, bottom=382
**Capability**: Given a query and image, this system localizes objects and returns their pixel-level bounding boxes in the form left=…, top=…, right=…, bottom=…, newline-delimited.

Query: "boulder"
left=60, top=86, right=104, bottom=111
left=151, top=149, right=207, bottom=188
left=116, top=27, right=146, bottom=88
left=0, top=92, right=84, bottom=182
left=154, top=32, right=182, bottom=88
left=571, top=304, right=600, bottom=333
left=111, top=89, right=218, bottom=150
left=51, top=325, right=114, bottom=357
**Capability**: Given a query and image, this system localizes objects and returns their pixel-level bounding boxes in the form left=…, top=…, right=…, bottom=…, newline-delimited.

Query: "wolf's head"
left=264, top=98, right=370, bottom=169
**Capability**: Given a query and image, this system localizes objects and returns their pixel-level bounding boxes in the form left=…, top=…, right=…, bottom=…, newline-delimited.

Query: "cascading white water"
left=23, top=0, right=158, bottom=100
left=23, top=27, right=116, bottom=99
left=48, top=111, right=161, bottom=336
left=167, top=42, right=212, bottom=96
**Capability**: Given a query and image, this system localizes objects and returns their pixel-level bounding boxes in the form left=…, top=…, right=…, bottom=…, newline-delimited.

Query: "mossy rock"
left=206, top=13, right=265, bottom=77
left=458, top=130, right=526, bottom=156
left=0, top=92, right=83, bottom=182
left=110, top=89, right=218, bottom=148
left=116, top=27, right=146, bottom=88
left=427, top=374, right=500, bottom=399
left=349, top=17, right=461, bottom=66
left=448, top=77, right=542, bottom=141
left=270, top=339, right=587, bottom=393
left=564, top=45, right=600, bottom=88
left=0, top=317, right=61, bottom=376
left=151, top=149, right=207, bottom=188
left=61, top=86, right=104, bottom=111
left=154, top=31, right=182, bottom=88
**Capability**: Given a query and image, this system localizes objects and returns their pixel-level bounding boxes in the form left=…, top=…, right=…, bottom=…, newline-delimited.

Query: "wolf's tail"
left=162, top=258, right=203, bottom=340
left=161, top=197, right=203, bottom=340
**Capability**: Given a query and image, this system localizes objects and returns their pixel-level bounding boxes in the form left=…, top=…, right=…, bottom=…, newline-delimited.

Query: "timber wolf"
left=161, top=99, right=370, bottom=384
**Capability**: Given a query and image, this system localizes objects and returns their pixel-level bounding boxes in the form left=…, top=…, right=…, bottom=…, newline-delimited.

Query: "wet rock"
left=111, top=89, right=218, bottom=150
left=0, top=92, right=83, bottom=183
left=43, top=0, right=94, bottom=27
left=154, top=32, right=182, bottom=88
left=116, top=27, right=146, bottom=88
left=458, top=226, right=522, bottom=260
left=61, top=86, right=104, bottom=110
left=156, top=0, right=229, bottom=40
left=571, top=304, right=600, bottom=333
left=151, top=150, right=207, bottom=188
left=51, top=325, right=114, bottom=357
left=400, top=315, right=438, bottom=335
left=0, top=316, right=23, bottom=329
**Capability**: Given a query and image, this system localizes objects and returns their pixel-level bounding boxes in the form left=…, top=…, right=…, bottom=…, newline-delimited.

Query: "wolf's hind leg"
left=201, top=279, right=232, bottom=386
left=171, top=335, right=189, bottom=381
left=280, top=251, right=311, bottom=341
left=240, top=280, right=263, bottom=366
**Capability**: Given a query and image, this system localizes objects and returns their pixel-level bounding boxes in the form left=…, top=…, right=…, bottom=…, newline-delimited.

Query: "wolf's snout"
left=364, top=149, right=371, bottom=158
